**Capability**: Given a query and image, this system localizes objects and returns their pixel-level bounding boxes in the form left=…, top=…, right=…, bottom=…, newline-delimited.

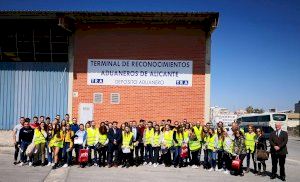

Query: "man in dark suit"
left=269, top=122, right=288, bottom=181
left=107, top=121, right=122, bottom=168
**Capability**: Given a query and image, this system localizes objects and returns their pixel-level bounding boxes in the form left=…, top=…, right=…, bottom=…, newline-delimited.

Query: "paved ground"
left=1, top=137, right=300, bottom=182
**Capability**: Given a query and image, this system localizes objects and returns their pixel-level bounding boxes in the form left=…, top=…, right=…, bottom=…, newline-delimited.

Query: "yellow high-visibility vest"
left=245, top=132, right=256, bottom=153
left=34, top=129, right=46, bottom=145
left=144, top=128, right=154, bottom=145
left=207, top=134, right=217, bottom=151
left=163, top=130, right=174, bottom=148
left=87, top=127, right=97, bottom=146
left=122, top=132, right=133, bottom=149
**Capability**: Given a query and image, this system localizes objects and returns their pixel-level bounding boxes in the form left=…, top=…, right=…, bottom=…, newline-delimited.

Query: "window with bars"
left=0, top=24, right=69, bottom=62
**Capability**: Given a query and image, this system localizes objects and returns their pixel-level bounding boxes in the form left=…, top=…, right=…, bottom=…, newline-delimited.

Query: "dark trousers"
left=153, top=147, right=160, bottom=164
left=203, top=149, right=209, bottom=168
left=98, top=146, right=107, bottom=166
left=217, top=150, right=224, bottom=169
left=223, top=152, right=232, bottom=171
left=74, top=144, right=83, bottom=164
left=164, top=149, right=172, bottom=166
left=258, top=160, right=266, bottom=172
left=271, top=153, right=286, bottom=177
left=88, top=146, right=97, bottom=164
left=238, top=154, right=246, bottom=174
left=14, top=142, right=20, bottom=161
left=108, top=145, right=119, bottom=165
left=191, top=150, right=200, bottom=166
left=62, top=142, right=72, bottom=165
left=246, top=151, right=257, bottom=171
left=134, top=143, right=144, bottom=164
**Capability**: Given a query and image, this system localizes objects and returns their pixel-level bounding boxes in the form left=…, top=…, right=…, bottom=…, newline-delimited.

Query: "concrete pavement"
left=1, top=138, right=300, bottom=182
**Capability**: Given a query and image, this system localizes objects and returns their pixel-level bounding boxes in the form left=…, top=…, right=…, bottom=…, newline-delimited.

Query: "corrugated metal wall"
left=0, top=62, right=69, bottom=130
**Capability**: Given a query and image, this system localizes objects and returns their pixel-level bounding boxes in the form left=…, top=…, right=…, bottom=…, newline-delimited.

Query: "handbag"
left=94, top=142, right=102, bottom=150
left=231, top=158, right=241, bottom=171
left=78, top=149, right=88, bottom=163
left=25, top=143, right=35, bottom=156
left=256, top=149, right=269, bottom=160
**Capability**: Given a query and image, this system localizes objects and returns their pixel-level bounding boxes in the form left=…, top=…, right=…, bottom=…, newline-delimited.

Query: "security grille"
left=111, top=93, right=120, bottom=104
left=93, top=93, right=103, bottom=104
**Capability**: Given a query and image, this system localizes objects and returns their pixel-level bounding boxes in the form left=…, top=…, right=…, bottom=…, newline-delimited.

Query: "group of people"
left=12, top=114, right=288, bottom=181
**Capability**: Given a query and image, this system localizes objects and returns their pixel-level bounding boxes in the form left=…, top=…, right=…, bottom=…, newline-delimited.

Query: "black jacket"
left=269, top=130, right=288, bottom=155
left=256, top=135, right=267, bottom=150
left=107, top=128, right=122, bottom=150
left=19, top=127, right=34, bottom=143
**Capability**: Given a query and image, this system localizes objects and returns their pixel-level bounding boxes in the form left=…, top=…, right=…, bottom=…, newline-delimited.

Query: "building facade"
left=0, top=11, right=218, bottom=129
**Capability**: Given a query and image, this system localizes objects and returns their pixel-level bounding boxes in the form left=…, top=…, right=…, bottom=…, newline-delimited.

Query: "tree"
left=246, top=106, right=254, bottom=113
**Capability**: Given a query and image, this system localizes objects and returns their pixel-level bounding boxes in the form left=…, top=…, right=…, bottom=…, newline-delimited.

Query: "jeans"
left=88, top=145, right=97, bottom=165
left=173, top=146, right=182, bottom=166
left=20, top=141, right=33, bottom=163
left=217, top=150, right=224, bottom=169
left=246, top=151, right=257, bottom=171
left=208, top=149, right=217, bottom=169
left=153, top=147, right=160, bottom=164
left=134, top=143, right=144, bottom=164
left=144, top=144, right=153, bottom=163
left=14, top=142, right=20, bottom=161
left=62, top=142, right=72, bottom=165
left=46, top=142, right=53, bottom=163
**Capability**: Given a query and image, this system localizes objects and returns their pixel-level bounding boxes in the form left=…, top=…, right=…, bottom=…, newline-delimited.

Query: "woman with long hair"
left=62, top=123, right=74, bottom=167
left=207, top=128, right=218, bottom=172
left=245, top=124, right=257, bottom=173
left=201, top=125, right=209, bottom=169
left=188, top=127, right=201, bottom=168
left=121, top=125, right=133, bottom=168
left=97, top=125, right=108, bottom=167
left=216, top=127, right=224, bottom=171
left=152, top=124, right=162, bottom=168
left=33, top=121, right=47, bottom=166
left=173, top=126, right=184, bottom=168
left=233, top=130, right=247, bottom=176
left=49, top=124, right=64, bottom=169
left=46, top=123, right=54, bottom=166
left=256, top=128, right=267, bottom=176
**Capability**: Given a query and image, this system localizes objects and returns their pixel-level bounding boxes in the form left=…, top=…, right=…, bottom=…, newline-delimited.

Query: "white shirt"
left=13, top=124, right=23, bottom=142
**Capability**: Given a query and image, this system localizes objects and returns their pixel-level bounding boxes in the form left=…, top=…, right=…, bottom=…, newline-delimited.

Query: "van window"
left=273, top=114, right=286, bottom=121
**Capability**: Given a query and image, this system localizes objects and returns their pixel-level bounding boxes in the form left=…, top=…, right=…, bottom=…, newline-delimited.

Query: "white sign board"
left=87, top=59, right=193, bottom=87
left=79, top=103, right=94, bottom=125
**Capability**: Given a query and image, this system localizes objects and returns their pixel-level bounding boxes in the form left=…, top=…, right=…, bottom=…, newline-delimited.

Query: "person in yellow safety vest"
left=201, top=125, right=209, bottom=169
left=97, top=125, right=108, bottom=167
left=207, top=128, right=218, bottom=171
left=61, top=123, right=74, bottom=167
left=121, top=125, right=133, bottom=168
left=152, top=124, right=163, bottom=168
left=162, top=124, right=174, bottom=167
left=86, top=121, right=98, bottom=166
left=49, top=124, right=64, bottom=169
left=245, top=124, right=257, bottom=173
left=188, top=127, right=201, bottom=168
left=216, top=127, right=225, bottom=171
left=33, top=122, right=47, bottom=166
left=143, top=121, right=154, bottom=165
left=173, top=126, right=184, bottom=168
left=222, top=129, right=234, bottom=174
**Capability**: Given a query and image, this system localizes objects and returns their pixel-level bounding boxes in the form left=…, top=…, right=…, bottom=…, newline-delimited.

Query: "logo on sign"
left=176, top=80, right=189, bottom=85
left=91, top=79, right=103, bottom=84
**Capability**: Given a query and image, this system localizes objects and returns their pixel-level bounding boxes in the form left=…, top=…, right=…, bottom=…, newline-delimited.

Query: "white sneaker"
left=153, top=163, right=158, bottom=168
left=191, top=165, right=199, bottom=169
left=18, top=162, right=24, bottom=166
left=161, top=163, right=165, bottom=166
left=94, top=163, right=98, bottom=166
left=223, top=170, right=230, bottom=175
left=217, top=168, right=224, bottom=172
left=28, top=162, right=32, bottom=167
left=62, top=164, right=68, bottom=168
left=208, top=168, right=214, bottom=172
left=51, top=163, right=55, bottom=166
left=148, top=162, right=152, bottom=166
left=143, top=162, right=147, bottom=166
left=47, top=163, right=51, bottom=167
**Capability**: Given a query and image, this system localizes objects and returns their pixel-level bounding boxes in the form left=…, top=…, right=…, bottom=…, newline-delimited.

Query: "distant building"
left=269, top=108, right=277, bottom=113
left=295, top=101, right=300, bottom=113
left=210, top=106, right=237, bottom=127
left=287, top=113, right=300, bottom=127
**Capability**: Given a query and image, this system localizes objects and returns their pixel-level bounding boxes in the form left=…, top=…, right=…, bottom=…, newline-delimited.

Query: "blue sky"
left=0, top=0, right=299, bottom=111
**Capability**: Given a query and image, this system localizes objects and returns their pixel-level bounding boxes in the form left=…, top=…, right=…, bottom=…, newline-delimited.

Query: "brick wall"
left=72, top=23, right=207, bottom=124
